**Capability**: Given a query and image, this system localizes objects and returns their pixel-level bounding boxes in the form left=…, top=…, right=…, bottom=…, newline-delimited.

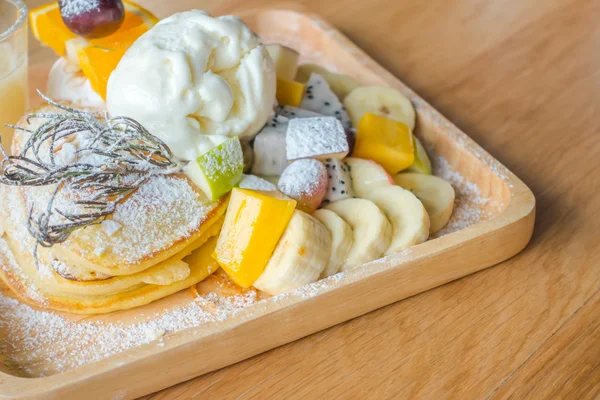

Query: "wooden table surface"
left=25, top=0, right=600, bottom=398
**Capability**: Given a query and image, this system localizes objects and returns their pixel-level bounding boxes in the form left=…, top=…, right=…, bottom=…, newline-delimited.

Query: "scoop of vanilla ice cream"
left=47, top=58, right=106, bottom=109
left=106, top=10, right=276, bottom=161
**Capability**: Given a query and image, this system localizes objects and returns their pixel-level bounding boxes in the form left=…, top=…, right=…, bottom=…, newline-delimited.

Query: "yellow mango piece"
left=276, top=77, right=305, bottom=107
left=213, top=188, right=297, bottom=288
left=353, top=112, right=415, bottom=174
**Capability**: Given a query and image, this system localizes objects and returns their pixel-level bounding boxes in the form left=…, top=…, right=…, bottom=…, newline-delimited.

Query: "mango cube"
left=213, top=188, right=297, bottom=288
left=276, top=77, right=305, bottom=107
left=353, top=112, right=415, bottom=174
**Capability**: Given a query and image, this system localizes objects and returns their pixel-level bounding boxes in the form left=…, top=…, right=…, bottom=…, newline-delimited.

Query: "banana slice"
left=406, top=136, right=433, bottom=175
left=253, top=210, right=331, bottom=295
left=296, top=63, right=360, bottom=100
left=368, top=186, right=430, bottom=255
left=345, top=158, right=430, bottom=253
left=313, top=209, right=353, bottom=278
left=343, top=86, right=416, bottom=130
left=266, top=44, right=299, bottom=81
left=325, top=198, right=392, bottom=271
left=394, top=173, right=455, bottom=234
left=345, top=157, right=395, bottom=198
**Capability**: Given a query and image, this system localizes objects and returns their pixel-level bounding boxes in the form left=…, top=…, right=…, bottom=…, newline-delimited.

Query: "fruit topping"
left=213, top=188, right=297, bottom=288
left=394, top=173, right=455, bottom=234
left=312, top=209, right=353, bottom=278
left=30, top=1, right=158, bottom=98
left=251, top=116, right=288, bottom=176
left=343, top=85, right=416, bottom=130
left=406, top=136, right=433, bottom=174
left=277, top=159, right=328, bottom=213
left=275, top=77, right=305, bottom=107
left=78, top=23, right=150, bottom=99
left=183, top=136, right=244, bottom=201
left=286, top=116, right=349, bottom=161
left=265, top=44, right=299, bottom=81
left=59, top=0, right=125, bottom=39
left=238, top=174, right=277, bottom=191
left=296, top=64, right=360, bottom=100
left=253, top=210, right=331, bottom=295
left=322, top=158, right=355, bottom=204
left=353, top=112, right=415, bottom=174
left=301, top=73, right=352, bottom=130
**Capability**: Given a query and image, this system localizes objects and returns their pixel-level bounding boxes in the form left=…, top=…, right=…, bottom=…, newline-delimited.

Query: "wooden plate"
left=0, top=7, right=535, bottom=399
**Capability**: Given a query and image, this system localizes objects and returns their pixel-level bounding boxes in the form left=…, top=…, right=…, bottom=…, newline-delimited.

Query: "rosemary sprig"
left=0, top=92, right=183, bottom=265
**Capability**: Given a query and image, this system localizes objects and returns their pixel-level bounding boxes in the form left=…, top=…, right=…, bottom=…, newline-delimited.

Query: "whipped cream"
left=106, top=10, right=276, bottom=161
left=47, top=58, right=106, bottom=109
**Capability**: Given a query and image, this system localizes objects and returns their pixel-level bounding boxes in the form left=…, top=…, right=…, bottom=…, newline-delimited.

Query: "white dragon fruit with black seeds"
left=301, top=73, right=352, bottom=130
left=321, top=158, right=355, bottom=204
left=286, top=117, right=349, bottom=161
left=275, top=105, right=323, bottom=119
left=251, top=114, right=289, bottom=176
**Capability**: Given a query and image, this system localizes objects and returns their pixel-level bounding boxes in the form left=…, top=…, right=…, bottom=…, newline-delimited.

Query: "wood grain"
left=20, top=0, right=600, bottom=398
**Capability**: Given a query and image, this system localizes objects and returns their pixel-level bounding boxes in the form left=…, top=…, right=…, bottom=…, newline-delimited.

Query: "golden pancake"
left=0, top=102, right=227, bottom=313
left=34, top=218, right=223, bottom=296
left=0, top=234, right=219, bottom=315
left=10, top=103, right=227, bottom=276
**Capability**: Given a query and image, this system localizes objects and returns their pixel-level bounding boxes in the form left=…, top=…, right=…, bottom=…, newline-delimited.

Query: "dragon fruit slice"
left=321, top=158, right=355, bottom=205
left=275, top=105, right=323, bottom=119
left=301, top=73, right=352, bottom=130
left=251, top=114, right=289, bottom=176
left=286, top=117, right=349, bottom=161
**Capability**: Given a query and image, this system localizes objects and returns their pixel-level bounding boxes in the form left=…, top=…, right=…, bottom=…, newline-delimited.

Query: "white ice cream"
left=106, top=10, right=276, bottom=161
left=47, top=58, right=106, bottom=109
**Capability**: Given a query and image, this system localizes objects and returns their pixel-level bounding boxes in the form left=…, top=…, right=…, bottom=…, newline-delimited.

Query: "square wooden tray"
left=0, top=7, right=535, bottom=399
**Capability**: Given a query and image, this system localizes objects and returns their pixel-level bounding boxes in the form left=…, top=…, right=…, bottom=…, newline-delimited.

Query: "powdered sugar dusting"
left=58, top=0, right=101, bottom=18
left=107, top=175, right=212, bottom=263
left=278, top=159, right=327, bottom=198
left=200, top=138, right=244, bottom=181
left=0, top=289, right=257, bottom=376
left=286, top=117, right=348, bottom=160
left=431, top=156, right=500, bottom=238
left=238, top=174, right=277, bottom=191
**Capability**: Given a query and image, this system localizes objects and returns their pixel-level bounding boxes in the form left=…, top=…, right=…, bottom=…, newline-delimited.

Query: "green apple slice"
left=406, top=136, right=433, bottom=174
left=184, top=137, right=244, bottom=201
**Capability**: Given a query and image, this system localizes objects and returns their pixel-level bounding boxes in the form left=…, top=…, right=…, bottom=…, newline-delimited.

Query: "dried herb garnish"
left=0, top=92, right=182, bottom=264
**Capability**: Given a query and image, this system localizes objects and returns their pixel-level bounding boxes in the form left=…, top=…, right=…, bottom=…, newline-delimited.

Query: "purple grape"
left=59, top=0, right=125, bottom=39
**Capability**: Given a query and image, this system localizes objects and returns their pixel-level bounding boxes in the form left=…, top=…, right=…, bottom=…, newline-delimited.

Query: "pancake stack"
left=0, top=104, right=227, bottom=314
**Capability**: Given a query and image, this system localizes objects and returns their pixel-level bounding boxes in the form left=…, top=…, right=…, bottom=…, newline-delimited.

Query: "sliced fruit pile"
left=201, top=47, right=457, bottom=295
left=30, top=0, right=158, bottom=99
